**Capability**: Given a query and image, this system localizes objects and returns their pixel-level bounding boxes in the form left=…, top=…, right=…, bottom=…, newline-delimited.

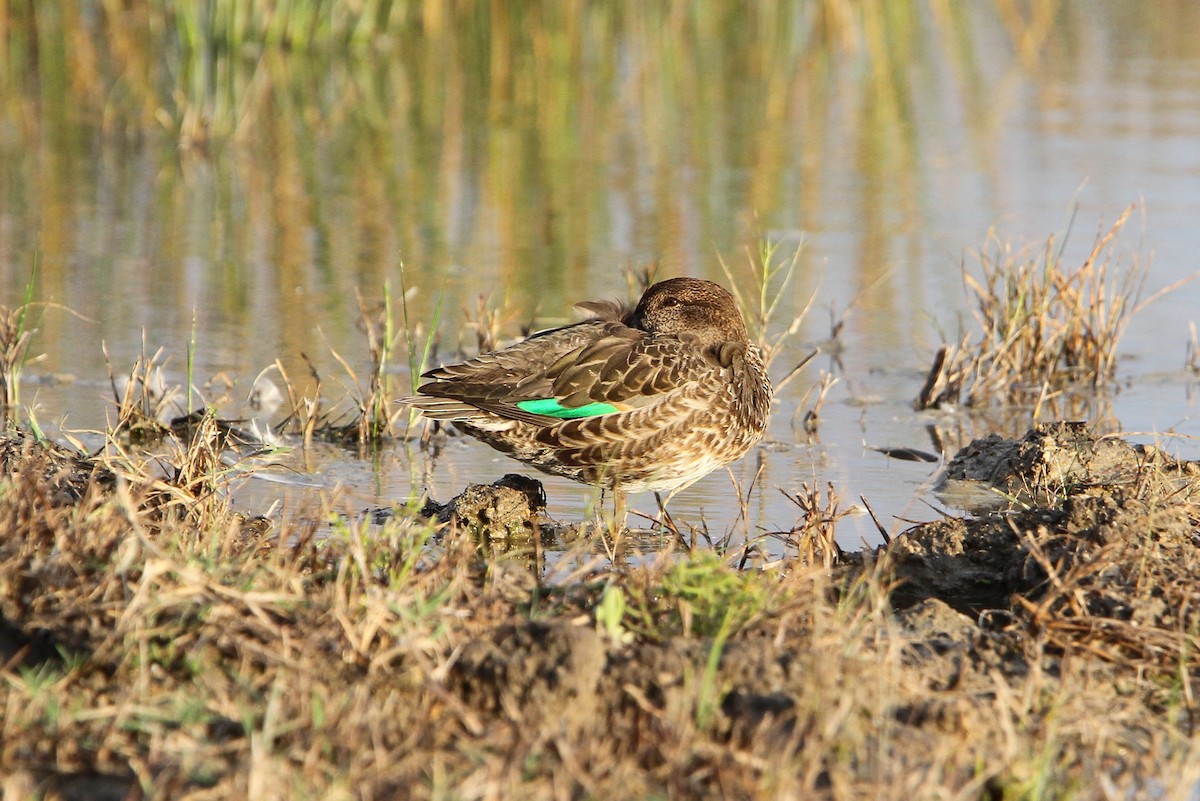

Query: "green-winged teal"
left=403, top=277, right=772, bottom=518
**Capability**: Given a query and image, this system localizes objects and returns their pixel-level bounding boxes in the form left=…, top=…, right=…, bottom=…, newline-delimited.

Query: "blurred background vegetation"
left=1, top=0, right=1197, bottom=394
left=4, top=0, right=1060, bottom=288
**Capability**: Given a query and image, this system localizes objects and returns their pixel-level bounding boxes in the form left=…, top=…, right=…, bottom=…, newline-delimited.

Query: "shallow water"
left=2, top=1, right=1199, bottom=552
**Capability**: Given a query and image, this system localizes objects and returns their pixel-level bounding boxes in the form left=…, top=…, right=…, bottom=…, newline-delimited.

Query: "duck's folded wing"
left=418, top=320, right=610, bottom=398
left=416, top=326, right=708, bottom=423
left=546, top=335, right=703, bottom=407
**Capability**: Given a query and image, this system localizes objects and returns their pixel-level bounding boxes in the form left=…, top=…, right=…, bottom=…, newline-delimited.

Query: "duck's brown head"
left=629, top=277, right=750, bottom=347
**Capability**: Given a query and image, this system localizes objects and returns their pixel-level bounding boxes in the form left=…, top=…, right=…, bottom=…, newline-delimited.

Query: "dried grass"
left=916, top=206, right=1192, bottom=413
left=777, top=481, right=849, bottom=568
left=316, top=289, right=406, bottom=448
left=3, top=420, right=1198, bottom=799
left=272, top=286, right=410, bottom=449
left=104, top=343, right=183, bottom=444
left=0, top=305, right=39, bottom=416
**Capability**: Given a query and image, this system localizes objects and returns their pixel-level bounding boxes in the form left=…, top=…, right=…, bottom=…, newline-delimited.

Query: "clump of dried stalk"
left=916, top=206, right=1189, bottom=412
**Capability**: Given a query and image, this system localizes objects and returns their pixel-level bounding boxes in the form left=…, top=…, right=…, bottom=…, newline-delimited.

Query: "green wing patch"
left=517, top=398, right=620, bottom=419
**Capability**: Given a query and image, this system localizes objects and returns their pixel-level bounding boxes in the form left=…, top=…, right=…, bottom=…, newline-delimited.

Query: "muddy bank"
left=0, top=422, right=1198, bottom=799
left=891, top=423, right=1200, bottom=613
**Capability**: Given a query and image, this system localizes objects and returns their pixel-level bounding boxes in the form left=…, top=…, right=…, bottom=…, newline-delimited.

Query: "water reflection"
left=2, top=0, right=1199, bottom=547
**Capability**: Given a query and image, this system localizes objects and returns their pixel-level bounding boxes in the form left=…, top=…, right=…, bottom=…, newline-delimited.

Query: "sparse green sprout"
left=596, top=583, right=633, bottom=645
left=719, top=235, right=813, bottom=369
left=400, top=264, right=446, bottom=431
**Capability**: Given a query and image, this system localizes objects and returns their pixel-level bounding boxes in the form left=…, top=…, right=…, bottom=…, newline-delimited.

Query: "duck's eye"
left=661, top=297, right=681, bottom=308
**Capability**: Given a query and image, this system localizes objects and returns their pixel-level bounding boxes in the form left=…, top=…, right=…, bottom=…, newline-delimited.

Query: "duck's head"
left=630, top=278, right=749, bottom=346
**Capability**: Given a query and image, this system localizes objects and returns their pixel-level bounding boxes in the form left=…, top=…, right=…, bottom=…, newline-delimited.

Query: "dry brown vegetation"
left=916, top=206, right=1192, bottom=416
left=2, top=419, right=1199, bottom=800
left=0, top=285, right=48, bottom=418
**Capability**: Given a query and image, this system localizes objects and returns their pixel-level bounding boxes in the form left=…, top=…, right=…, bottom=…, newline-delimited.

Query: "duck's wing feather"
left=545, top=334, right=704, bottom=406
left=419, top=319, right=618, bottom=402
left=415, top=316, right=715, bottom=424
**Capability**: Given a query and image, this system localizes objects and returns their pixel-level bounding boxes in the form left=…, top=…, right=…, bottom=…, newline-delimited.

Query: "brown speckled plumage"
left=403, top=278, right=772, bottom=495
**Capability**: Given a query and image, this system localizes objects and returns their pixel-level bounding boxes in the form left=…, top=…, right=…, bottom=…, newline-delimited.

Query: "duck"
left=402, top=277, right=772, bottom=525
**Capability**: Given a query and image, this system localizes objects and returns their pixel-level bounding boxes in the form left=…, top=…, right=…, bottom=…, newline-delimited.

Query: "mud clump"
left=885, top=512, right=1046, bottom=612
left=451, top=620, right=606, bottom=733
left=935, top=420, right=1200, bottom=509
left=891, top=421, right=1200, bottom=625
left=422, top=473, right=548, bottom=540
left=0, top=433, right=114, bottom=506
